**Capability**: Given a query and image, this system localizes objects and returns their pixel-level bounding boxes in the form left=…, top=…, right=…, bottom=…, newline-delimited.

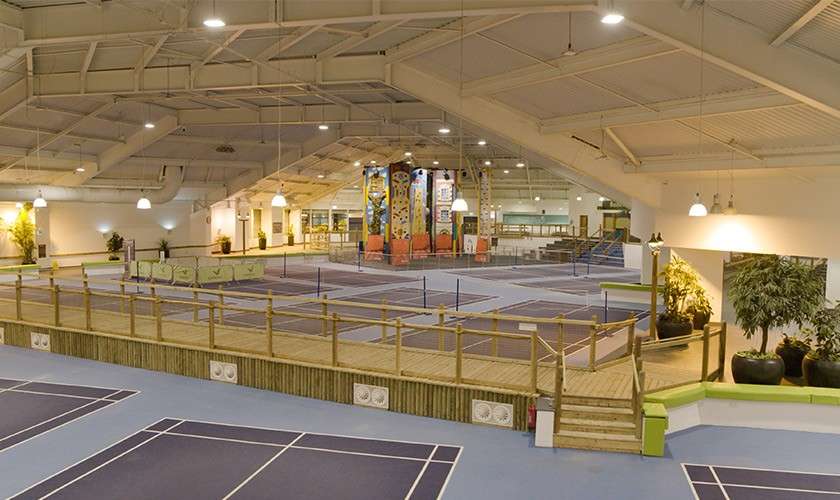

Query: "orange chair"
left=411, top=233, right=430, bottom=259
left=390, top=238, right=410, bottom=266
left=475, top=237, right=490, bottom=263
left=365, top=235, right=384, bottom=261
left=435, top=233, right=453, bottom=256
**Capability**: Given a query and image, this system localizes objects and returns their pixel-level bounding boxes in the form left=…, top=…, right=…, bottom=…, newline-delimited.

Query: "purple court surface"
left=0, top=379, right=137, bottom=453
left=13, top=418, right=461, bottom=500
left=449, top=263, right=628, bottom=281
left=684, top=463, right=840, bottom=499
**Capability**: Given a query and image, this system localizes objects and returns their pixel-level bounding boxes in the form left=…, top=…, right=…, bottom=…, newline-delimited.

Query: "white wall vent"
left=353, top=383, right=389, bottom=409
left=471, top=399, right=514, bottom=428
left=30, top=332, right=50, bottom=351
left=209, top=360, right=237, bottom=384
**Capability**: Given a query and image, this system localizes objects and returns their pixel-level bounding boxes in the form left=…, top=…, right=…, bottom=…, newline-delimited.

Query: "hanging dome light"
left=688, top=192, right=708, bottom=217
left=451, top=191, right=468, bottom=212
left=136, top=192, right=151, bottom=210
left=33, top=190, right=47, bottom=208
left=271, top=188, right=287, bottom=207
left=709, top=193, right=723, bottom=214
left=723, top=195, right=737, bottom=215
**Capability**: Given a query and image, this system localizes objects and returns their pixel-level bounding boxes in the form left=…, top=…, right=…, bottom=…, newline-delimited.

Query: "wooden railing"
left=2, top=272, right=633, bottom=397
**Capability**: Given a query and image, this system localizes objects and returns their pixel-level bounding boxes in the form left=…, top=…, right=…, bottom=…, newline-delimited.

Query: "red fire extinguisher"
left=527, top=402, right=537, bottom=430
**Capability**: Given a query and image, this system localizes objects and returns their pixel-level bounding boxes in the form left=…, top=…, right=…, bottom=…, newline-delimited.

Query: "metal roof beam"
left=770, top=0, right=833, bottom=47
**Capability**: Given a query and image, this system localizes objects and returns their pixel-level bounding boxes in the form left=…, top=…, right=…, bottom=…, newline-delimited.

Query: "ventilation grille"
left=471, top=399, right=513, bottom=428
left=30, top=332, right=50, bottom=351
left=209, top=360, right=238, bottom=384
left=353, top=383, right=389, bottom=409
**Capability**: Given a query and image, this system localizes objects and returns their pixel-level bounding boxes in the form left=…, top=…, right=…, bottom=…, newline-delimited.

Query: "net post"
left=437, top=304, right=445, bottom=351
left=266, top=290, right=274, bottom=357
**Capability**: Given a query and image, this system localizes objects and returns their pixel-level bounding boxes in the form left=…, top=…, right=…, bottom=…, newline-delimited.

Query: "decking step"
left=561, top=396, right=632, bottom=409
left=554, top=430, right=641, bottom=454
left=559, top=404, right=635, bottom=422
left=558, top=417, right=636, bottom=435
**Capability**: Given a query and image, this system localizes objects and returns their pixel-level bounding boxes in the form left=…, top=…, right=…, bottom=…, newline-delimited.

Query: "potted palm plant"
left=687, top=290, right=712, bottom=331
left=729, top=255, right=824, bottom=385
left=802, top=303, right=840, bottom=388
left=257, top=229, right=267, bottom=250
left=8, top=203, right=36, bottom=264
left=157, top=238, right=170, bottom=259
left=217, top=235, right=232, bottom=254
left=656, top=256, right=706, bottom=339
left=106, top=232, right=124, bottom=261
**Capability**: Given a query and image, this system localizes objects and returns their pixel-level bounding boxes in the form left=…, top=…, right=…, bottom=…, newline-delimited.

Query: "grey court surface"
left=13, top=418, right=461, bottom=500
left=514, top=273, right=640, bottom=295
left=449, top=262, right=628, bottom=281
left=265, top=265, right=416, bottom=287
left=683, top=463, right=840, bottom=499
left=0, top=379, right=137, bottom=453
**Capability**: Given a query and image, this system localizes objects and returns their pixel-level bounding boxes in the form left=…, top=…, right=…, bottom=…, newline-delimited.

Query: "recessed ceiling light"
left=203, top=18, right=225, bottom=28
left=576, top=195, right=582, bottom=201
left=438, top=127, right=450, bottom=134
left=432, top=160, right=439, bottom=165
left=477, top=139, right=486, bottom=146
left=353, top=161, right=361, bottom=167
left=144, top=122, right=155, bottom=129
left=599, top=196, right=606, bottom=202
left=483, top=160, right=491, bottom=166
left=331, top=205, right=338, bottom=209
left=503, top=169, right=509, bottom=174
left=352, top=185, right=359, bottom=189
left=370, top=160, right=376, bottom=164
left=601, top=13, right=624, bottom=24
left=76, top=167, right=85, bottom=172
left=534, top=196, right=541, bottom=201
left=404, top=151, right=412, bottom=157
left=318, top=124, right=329, bottom=130
left=317, top=174, right=325, bottom=179
left=516, top=161, right=525, bottom=168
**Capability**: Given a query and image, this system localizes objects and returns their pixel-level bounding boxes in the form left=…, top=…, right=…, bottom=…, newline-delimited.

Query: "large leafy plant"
left=729, top=255, right=824, bottom=354
left=9, top=203, right=36, bottom=265
left=805, top=303, right=840, bottom=361
left=659, top=256, right=708, bottom=322
left=106, top=232, right=124, bottom=260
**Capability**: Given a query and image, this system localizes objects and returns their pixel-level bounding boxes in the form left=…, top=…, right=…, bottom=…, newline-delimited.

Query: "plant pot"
left=803, top=355, right=840, bottom=388
left=258, top=238, right=267, bottom=250
left=775, top=341, right=809, bottom=378
left=692, top=311, right=711, bottom=331
left=655, top=317, right=693, bottom=340
left=731, top=353, right=784, bottom=385
left=287, top=235, right=294, bottom=246
left=160, top=249, right=170, bottom=259
left=108, top=255, right=120, bottom=261
left=221, top=241, right=231, bottom=254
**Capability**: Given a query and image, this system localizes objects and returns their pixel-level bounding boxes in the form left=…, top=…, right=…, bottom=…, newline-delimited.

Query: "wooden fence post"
left=718, top=322, right=727, bottom=381
left=530, top=330, right=538, bottom=393
left=155, top=296, right=163, bottom=341
left=380, top=299, right=388, bottom=341
left=52, top=285, right=60, bottom=327
left=217, top=285, right=224, bottom=326
left=455, top=323, right=463, bottom=384
left=83, top=278, right=91, bottom=330
left=491, top=309, right=499, bottom=357
left=192, top=287, right=199, bottom=322
left=553, top=320, right=565, bottom=434
left=331, top=313, right=339, bottom=367
left=395, top=317, right=402, bottom=376
left=701, top=324, right=711, bottom=380
left=588, top=315, right=598, bottom=371
left=208, top=301, right=216, bottom=349
left=128, top=295, right=135, bottom=337
left=15, top=272, right=21, bottom=320
left=266, top=290, right=273, bottom=357
left=437, top=304, right=445, bottom=351
left=625, top=312, right=636, bottom=355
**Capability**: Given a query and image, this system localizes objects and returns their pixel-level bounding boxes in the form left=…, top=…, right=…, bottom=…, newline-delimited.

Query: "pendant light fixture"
left=451, top=2, right=468, bottom=214
left=33, top=127, right=47, bottom=207
left=688, top=5, right=708, bottom=217
left=137, top=115, right=151, bottom=210
left=272, top=52, right=287, bottom=208
left=136, top=191, right=151, bottom=210
left=709, top=169, right=722, bottom=214
left=724, top=152, right=738, bottom=215
left=203, top=0, right=225, bottom=27
left=563, top=13, right=577, bottom=56
left=601, top=0, right=624, bottom=24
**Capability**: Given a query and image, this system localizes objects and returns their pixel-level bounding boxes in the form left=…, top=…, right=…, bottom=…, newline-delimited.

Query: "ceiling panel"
left=709, top=0, right=814, bottom=37
left=407, top=34, right=536, bottom=82
left=492, top=77, right=630, bottom=119
left=790, top=1, right=840, bottom=62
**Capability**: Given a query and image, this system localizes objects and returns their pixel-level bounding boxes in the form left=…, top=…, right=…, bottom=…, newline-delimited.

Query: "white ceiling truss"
left=0, top=0, right=835, bottom=208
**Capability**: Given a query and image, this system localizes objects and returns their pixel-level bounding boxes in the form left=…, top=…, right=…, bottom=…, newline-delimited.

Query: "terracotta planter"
left=731, top=353, right=784, bottom=385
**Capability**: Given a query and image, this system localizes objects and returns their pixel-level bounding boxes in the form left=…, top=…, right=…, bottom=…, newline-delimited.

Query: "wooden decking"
left=4, top=298, right=700, bottom=398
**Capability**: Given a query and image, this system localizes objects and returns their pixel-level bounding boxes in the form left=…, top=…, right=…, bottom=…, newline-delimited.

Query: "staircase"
left=553, top=395, right=641, bottom=454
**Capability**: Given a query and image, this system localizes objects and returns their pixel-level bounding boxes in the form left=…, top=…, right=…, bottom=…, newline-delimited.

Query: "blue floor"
left=2, top=344, right=839, bottom=499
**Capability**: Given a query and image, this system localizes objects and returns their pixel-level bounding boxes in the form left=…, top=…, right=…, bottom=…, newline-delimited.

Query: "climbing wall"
left=363, top=165, right=389, bottom=242
left=432, top=169, right=455, bottom=236
left=410, top=167, right=429, bottom=237
left=479, top=168, right=492, bottom=239
left=389, top=162, right=411, bottom=240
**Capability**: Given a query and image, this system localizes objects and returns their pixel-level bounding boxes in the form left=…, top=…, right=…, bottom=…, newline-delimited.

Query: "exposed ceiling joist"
left=255, top=25, right=322, bottom=62
left=317, top=20, right=404, bottom=61
left=770, top=0, right=834, bottom=47
left=80, top=41, right=97, bottom=93
left=605, top=127, right=639, bottom=167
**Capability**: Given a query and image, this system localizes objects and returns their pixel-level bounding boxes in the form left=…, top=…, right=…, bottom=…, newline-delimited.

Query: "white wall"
left=826, top=259, right=840, bottom=303
left=623, top=243, right=642, bottom=270
left=568, top=186, right=603, bottom=236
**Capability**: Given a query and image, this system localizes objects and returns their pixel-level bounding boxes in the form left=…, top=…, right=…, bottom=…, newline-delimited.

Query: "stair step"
left=554, top=431, right=641, bottom=454
left=561, top=396, right=632, bottom=409
left=559, top=404, right=635, bottom=422
left=558, top=418, right=636, bottom=435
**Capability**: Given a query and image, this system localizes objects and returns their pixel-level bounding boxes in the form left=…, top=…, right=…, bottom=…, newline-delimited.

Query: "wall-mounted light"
left=318, top=124, right=329, bottom=130
left=477, top=139, right=487, bottom=146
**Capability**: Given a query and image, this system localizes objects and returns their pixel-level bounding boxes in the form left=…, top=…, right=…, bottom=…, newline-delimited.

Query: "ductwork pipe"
left=0, top=166, right=184, bottom=204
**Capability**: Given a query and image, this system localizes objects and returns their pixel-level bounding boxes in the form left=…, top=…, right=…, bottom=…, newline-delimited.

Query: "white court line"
left=221, top=432, right=307, bottom=500
left=404, top=445, right=438, bottom=499
left=695, top=481, right=840, bottom=496
left=0, top=389, right=139, bottom=455
left=39, top=419, right=182, bottom=499
left=680, top=464, right=702, bottom=500
left=708, top=466, right=732, bottom=500
left=0, top=380, right=30, bottom=396
left=436, top=442, right=464, bottom=500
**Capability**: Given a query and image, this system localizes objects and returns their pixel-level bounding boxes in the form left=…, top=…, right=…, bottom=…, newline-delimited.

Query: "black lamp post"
left=647, top=232, right=664, bottom=339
